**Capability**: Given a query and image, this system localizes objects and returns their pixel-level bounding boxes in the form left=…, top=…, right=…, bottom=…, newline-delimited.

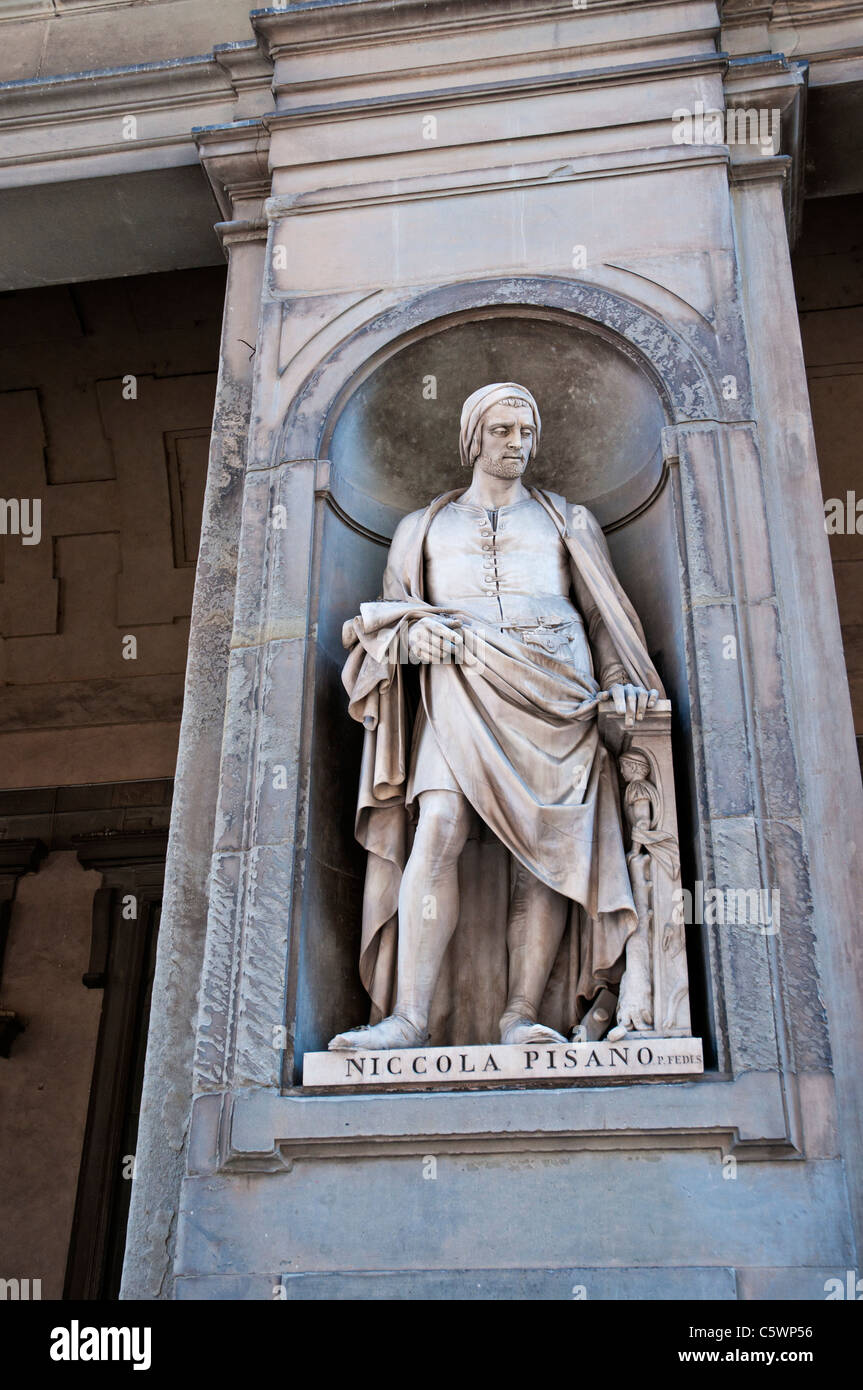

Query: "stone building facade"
left=0, top=0, right=861, bottom=1301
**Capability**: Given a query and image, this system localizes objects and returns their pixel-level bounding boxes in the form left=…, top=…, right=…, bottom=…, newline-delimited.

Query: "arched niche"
left=326, top=308, right=665, bottom=528
left=291, top=295, right=710, bottom=1075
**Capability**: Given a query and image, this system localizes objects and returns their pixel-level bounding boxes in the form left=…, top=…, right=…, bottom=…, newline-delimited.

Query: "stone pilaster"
left=120, top=124, right=271, bottom=1301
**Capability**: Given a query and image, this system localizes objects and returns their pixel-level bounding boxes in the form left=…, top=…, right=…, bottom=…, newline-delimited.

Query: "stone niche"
left=290, top=305, right=708, bottom=1080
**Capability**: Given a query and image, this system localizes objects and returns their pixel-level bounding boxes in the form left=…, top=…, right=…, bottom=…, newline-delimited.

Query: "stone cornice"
left=71, top=830, right=170, bottom=872
left=195, top=117, right=272, bottom=224
left=0, top=839, right=46, bottom=889
left=723, top=0, right=863, bottom=25
left=0, top=0, right=131, bottom=20
left=263, top=50, right=729, bottom=130
left=252, top=0, right=719, bottom=52
left=255, top=0, right=723, bottom=114
left=0, top=0, right=155, bottom=19
left=0, top=41, right=273, bottom=188
left=215, top=39, right=272, bottom=92
left=722, top=0, right=863, bottom=83
left=724, top=51, right=807, bottom=240
left=0, top=47, right=270, bottom=125
left=728, top=150, right=793, bottom=178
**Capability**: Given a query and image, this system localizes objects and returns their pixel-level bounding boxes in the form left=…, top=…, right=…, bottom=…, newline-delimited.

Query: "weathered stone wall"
left=0, top=266, right=225, bottom=787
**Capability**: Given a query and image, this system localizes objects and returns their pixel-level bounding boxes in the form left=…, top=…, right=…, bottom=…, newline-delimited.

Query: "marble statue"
left=330, top=382, right=666, bottom=1052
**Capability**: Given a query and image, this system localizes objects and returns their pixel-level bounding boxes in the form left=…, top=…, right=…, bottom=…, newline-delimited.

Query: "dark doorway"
left=64, top=833, right=167, bottom=1300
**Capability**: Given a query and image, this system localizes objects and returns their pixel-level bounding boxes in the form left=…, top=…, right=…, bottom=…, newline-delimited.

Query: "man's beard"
left=477, top=452, right=527, bottom=479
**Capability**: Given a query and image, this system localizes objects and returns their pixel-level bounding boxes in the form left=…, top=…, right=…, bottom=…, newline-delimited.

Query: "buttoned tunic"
left=410, top=496, right=598, bottom=799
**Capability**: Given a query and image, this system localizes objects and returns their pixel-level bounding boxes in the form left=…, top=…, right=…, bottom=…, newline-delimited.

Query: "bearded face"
left=474, top=403, right=536, bottom=479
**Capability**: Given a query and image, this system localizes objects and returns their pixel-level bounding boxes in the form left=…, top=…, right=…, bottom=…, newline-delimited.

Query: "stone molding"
left=0, top=42, right=273, bottom=190
left=263, top=51, right=729, bottom=125
left=725, top=52, right=808, bottom=241
left=253, top=0, right=721, bottom=54
left=192, top=1067, right=808, bottom=1174
left=722, top=1, right=863, bottom=85
left=195, top=118, right=272, bottom=224
left=274, top=276, right=743, bottom=468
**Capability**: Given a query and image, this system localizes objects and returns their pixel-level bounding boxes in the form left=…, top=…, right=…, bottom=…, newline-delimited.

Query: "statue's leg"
left=328, top=790, right=472, bottom=1051
left=500, top=867, right=569, bottom=1045
left=394, top=789, right=473, bottom=1033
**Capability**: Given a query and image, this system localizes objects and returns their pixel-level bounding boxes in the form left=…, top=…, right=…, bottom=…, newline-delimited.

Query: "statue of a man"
left=330, top=383, right=664, bottom=1052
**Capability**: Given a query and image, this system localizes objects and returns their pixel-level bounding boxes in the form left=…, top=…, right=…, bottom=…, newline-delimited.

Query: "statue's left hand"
left=607, top=682, right=659, bottom=727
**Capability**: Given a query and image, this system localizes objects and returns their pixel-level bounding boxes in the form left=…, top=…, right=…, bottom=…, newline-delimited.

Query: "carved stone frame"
left=190, top=273, right=826, bottom=1177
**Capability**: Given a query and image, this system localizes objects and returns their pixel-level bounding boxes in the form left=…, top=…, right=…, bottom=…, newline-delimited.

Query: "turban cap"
left=458, top=382, right=541, bottom=469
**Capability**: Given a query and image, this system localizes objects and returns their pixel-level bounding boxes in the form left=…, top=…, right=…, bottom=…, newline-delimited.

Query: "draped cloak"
left=341, top=485, right=666, bottom=1045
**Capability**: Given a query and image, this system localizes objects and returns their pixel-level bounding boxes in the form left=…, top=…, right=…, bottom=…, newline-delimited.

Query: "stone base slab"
left=302, top=1036, right=703, bottom=1089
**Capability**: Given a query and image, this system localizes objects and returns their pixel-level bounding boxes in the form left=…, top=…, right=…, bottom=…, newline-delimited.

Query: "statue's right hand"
left=407, top=617, right=464, bottom=665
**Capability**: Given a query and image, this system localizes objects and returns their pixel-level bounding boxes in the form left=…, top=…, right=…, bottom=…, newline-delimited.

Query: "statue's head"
left=459, top=383, right=541, bottom=478
left=620, top=750, right=651, bottom=782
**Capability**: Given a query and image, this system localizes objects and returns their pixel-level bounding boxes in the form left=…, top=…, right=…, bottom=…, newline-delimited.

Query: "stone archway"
left=278, top=275, right=732, bottom=468
left=287, top=280, right=716, bottom=1066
